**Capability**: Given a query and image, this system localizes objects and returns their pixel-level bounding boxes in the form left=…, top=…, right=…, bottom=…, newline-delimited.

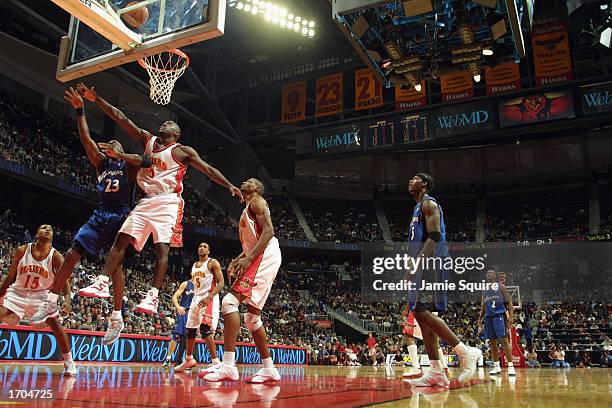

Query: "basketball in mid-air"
left=121, top=2, right=149, bottom=29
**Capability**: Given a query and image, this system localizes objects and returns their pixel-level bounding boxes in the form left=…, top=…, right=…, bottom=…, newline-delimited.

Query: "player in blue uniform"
left=478, top=269, right=515, bottom=375
left=31, top=87, right=148, bottom=334
left=404, top=173, right=482, bottom=387
left=163, top=277, right=196, bottom=368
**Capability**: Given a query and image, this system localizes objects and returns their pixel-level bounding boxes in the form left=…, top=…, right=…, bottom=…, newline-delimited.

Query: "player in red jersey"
left=74, top=83, right=242, bottom=345
left=200, top=178, right=282, bottom=383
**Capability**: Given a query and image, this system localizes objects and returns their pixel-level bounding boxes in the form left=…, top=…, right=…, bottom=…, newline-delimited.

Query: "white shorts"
left=186, top=294, right=220, bottom=332
left=231, top=242, right=281, bottom=311
left=119, top=194, right=184, bottom=251
left=1, top=287, right=47, bottom=322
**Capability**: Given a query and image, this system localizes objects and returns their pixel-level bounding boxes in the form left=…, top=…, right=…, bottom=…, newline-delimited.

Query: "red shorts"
left=231, top=242, right=281, bottom=310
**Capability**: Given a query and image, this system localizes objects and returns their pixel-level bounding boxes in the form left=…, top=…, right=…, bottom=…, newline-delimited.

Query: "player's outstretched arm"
left=0, top=245, right=26, bottom=298
left=174, top=146, right=242, bottom=201
left=64, top=87, right=104, bottom=171
left=97, top=143, right=150, bottom=169
left=76, top=83, right=152, bottom=147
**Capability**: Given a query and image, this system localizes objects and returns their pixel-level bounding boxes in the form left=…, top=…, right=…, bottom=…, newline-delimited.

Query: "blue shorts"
left=172, top=312, right=188, bottom=340
left=74, top=208, right=129, bottom=256
left=484, top=315, right=507, bottom=340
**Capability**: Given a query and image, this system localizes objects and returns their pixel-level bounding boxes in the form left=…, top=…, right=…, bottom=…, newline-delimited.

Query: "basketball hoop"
left=138, top=49, right=190, bottom=105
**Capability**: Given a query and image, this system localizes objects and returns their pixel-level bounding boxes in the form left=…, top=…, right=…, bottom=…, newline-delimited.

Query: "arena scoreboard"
left=366, top=113, right=429, bottom=148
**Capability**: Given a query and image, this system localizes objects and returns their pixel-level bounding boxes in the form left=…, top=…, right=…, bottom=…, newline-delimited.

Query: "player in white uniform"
left=0, top=225, right=76, bottom=376
left=174, top=242, right=224, bottom=372
left=201, top=178, right=282, bottom=384
left=75, top=83, right=242, bottom=345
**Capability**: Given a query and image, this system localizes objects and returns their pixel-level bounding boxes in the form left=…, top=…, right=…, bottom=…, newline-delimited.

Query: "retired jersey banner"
left=485, top=62, right=521, bottom=95
left=354, top=68, right=383, bottom=110
left=281, top=81, right=307, bottom=123
left=532, top=22, right=573, bottom=86
left=440, top=71, right=474, bottom=102
left=395, top=81, right=427, bottom=111
left=498, top=90, right=575, bottom=127
left=316, top=73, right=343, bottom=118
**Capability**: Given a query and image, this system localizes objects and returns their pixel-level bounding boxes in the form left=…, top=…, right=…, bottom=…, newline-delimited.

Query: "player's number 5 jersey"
left=191, top=258, right=217, bottom=296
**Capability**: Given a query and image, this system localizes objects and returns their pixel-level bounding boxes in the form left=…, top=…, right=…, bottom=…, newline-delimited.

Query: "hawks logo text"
left=18, top=265, right=49, bottom=279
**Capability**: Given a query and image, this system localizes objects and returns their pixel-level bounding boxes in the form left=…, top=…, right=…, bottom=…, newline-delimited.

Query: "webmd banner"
left=0, top=326, right=306, bottom=365
left=431, top=100, right=495, bottom=139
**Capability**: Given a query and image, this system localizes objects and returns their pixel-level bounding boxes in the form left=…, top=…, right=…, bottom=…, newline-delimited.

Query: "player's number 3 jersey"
left=15, top=243, right=56, bottom=292
left=137, top=136, right=187, bottom=197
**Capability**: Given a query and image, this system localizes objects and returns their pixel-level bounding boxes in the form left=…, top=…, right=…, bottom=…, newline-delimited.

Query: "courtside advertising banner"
left=316, top=73, right=343, bottom=118
left=354, top=68, right=383, bottom=110
left=281, top=81, right=307, bottom=123
left=485, top=62, right=522, bottom=96
left=440, top=70, right=474, bottom=102
left=0, top=326, right=307, bottom=365
left=498, top=90, right=575, bottom=127
left=531, top=21, right=573, bottom=86
left=580, top=81, right=612, bottom=115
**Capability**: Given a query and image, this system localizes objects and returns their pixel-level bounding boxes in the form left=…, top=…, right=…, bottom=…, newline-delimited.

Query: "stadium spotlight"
left=230, top=1, right=315, bottom=37
left=473, top=74, right=482, bottom=82
left=414, top=83, right=422, bottom=92
left=482, top=48, right=494, bottom=56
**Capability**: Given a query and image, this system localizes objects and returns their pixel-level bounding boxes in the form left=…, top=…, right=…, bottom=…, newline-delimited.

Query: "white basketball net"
left=138, top=49, right=189, bottom=105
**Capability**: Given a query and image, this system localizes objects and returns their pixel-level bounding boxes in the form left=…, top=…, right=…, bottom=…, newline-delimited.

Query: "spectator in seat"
left=526, top=347, right=540, bottom=368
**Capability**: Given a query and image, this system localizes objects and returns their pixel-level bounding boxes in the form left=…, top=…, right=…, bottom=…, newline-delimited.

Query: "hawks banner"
left=394, top=81, right=427, bottom=111
left=532, top=21, right=573, bottom=86
left=354, top=68, right=383, bottom=110
left=485, top=62, right=521, bottom=95
left=440, top=71, right=474, bottom=102
left=281, top=81, right=307, bottom=123
left=316, top=73, right=343, bottom=118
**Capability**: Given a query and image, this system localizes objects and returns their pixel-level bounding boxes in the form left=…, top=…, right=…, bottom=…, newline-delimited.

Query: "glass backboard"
left=55, top=0, right=225, bottom=82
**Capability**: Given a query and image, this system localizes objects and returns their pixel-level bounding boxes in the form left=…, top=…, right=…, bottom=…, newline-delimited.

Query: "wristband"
left=76, top=107, right=85, bottom=116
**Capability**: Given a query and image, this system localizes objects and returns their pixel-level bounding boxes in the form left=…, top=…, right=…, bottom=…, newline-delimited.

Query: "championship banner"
left=440, top=70, right=474, bottom=102
left=281, top=81, right=307, bottom=123
left=354, top=68, right=383, bottom=110
left=316, top=73, right=343, bottom=118
left=580, top=81, right=612, bottom=115
left=485, top=62, right=521, bottom=95
left=531, top=21, right=573, bottom=86
left=498, top=90, right=575, bottom=127
left=394, top=81, right=427, bottom=111
left=0, top=325, right=307, bottom=365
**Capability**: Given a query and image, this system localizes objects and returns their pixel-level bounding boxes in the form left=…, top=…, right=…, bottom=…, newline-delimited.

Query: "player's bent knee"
left=221, top=293, right=239, bottom=315
left=185, top=328, right=197, bottom=339
left=199, top=324, right=212, bottom=338
left=245, top=312, right=263, bottom=332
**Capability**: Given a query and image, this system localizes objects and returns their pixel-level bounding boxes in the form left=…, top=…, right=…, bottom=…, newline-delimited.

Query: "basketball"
left=121, top=2, right=149, bottom=29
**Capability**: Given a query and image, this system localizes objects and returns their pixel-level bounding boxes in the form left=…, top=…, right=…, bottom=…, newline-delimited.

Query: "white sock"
left=407, top=345, right=420, bottom=369
left=111, top=310, right=122, bottom=320
left=63, top=352, right=73, bottom=362
left=212, top=357, right=220, bottom=364
left=99, top=275, right=110, bottom=283
left=453, top=342, right=468, bottom=357
left=429, top=360, right=442, bottom=373
left=149, top=287, right=159, bottom=297
left=48, top=293, right=59, bottom=303
left=262, top=357, right=274, bottom=369
left=438, top=347, right=447, bottom=369
left=223, top=351, right=235, bottom=366
left=507, top=362, right=514, bottom=367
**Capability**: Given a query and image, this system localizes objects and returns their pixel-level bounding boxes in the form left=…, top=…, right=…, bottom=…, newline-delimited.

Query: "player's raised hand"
left=76, top=83, right=98, bottom=102
left=63, top=87, right=84, bottom=109
left=230, top=185, right=244, bottom=203
left=98, top=142, right=119, bottom=159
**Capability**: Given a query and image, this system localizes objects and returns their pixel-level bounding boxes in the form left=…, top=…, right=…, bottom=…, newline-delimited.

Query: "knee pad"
left=245, top=312, right=263, bottom=333
left=221, top=293, right=239, bottom=316
left=185, top=328, right=197, bottom=339
left=199, top=324, right=212, bottom=338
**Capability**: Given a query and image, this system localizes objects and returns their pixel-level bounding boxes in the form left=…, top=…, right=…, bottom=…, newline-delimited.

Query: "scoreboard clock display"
left=366, top=113, right=428, bottom=148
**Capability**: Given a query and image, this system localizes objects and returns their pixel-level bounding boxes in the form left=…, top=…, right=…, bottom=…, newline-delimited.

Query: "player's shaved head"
left=251, top=178, right=264, bottom=195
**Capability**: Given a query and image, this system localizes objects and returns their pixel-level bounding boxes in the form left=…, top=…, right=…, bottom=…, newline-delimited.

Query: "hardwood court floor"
left=0, top=363, right=609, bottom=407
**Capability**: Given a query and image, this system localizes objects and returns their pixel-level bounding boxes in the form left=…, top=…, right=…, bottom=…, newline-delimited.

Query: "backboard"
left=54, top=0, right=225, bottom=82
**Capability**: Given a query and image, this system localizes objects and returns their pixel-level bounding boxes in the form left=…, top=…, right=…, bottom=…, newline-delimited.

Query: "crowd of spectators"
left=300, top=198, right=383, bottom=243
left=267, top=195, right=307, bottom=241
